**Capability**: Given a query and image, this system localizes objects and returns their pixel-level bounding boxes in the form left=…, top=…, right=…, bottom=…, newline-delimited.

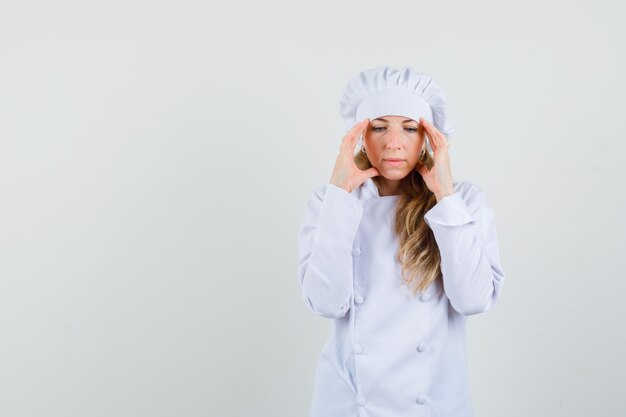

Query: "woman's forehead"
left=372, top=116, right=417, bottom=123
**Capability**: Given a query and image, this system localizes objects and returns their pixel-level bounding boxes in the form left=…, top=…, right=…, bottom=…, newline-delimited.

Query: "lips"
left=383, top=158, right=405, bottom=167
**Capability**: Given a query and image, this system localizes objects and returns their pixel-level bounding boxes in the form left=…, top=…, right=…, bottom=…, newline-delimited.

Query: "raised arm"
left=297, top=118, right=378, bottom=319
left=424, top=182, right=506, bottom=316
left=297, top=184, right=363, bottom=319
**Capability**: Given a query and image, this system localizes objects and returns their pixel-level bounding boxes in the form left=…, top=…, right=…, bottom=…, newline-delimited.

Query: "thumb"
left=416, top=163, right=429, bottom=178
left=363, top=167, right=380, bottom=180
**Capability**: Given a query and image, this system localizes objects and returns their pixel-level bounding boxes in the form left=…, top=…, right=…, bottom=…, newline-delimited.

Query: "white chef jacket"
left=297, top=177, right=505, bottom=417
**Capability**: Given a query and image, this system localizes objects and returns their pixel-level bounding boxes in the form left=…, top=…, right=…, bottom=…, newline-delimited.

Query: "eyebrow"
left=372, top=117, right=417, bottom=123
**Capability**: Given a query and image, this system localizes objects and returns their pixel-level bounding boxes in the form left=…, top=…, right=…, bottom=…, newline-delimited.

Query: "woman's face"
left=363, top=115, right=426, bottom=181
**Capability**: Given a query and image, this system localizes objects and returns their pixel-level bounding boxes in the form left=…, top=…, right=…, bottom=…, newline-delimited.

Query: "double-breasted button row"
left=354, top=344, right=364, bottom=354
left=419, top=292, right=432, bottom=302
left=416, top=343, right=427, bottom=352
left=355, top=295, right=364, bottom=304
left=352, top=246, right=361, bottom=256
left=416, top=395, right=427, bottom=405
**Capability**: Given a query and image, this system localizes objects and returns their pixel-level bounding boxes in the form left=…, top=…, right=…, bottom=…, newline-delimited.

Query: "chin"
left=379, top=170, right=410, bottom=180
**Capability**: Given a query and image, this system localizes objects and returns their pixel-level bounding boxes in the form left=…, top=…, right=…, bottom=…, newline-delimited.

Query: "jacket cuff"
left=424, top=192, right=476, bottom=227
left=323, top=183, right=363, bottom=215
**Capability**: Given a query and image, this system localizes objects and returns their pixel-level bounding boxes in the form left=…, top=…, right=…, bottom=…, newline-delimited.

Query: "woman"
left=297, top=65, right=506, bottom=417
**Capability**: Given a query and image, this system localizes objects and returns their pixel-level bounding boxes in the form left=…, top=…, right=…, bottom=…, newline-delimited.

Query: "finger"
left=430, top=131, right=440, bottom=152
left=349, top=118, right=370, bottom=150
left=423, top=125, right=438, bottom=153
left=419, top=118, right=434, bottom=143
left=420, top=118, right=439, bottom=139
left=415, top=161, right=429, bottom=177
left=343, top=118, right=369, bottom=143
left=419, top=117, right=433, bottom=131
left=424, top=137, right=432, bottom=154
left=420, top=118, right=443, bottom=138
left=341, top=118, right=369, bottom=151
left=420, top=117, right=438, bottom=128
left=420, top=118, right=445, bottom=151
left=432, top=130, right=448, bottom=151
left=432, top=133, right=446, bottom=154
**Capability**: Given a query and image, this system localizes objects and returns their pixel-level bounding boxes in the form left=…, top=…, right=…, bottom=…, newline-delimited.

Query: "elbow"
left=303, top=294, right=350, bottom=319
left=449, top=286, right=499, bottom=316
left=299, top=263, right=352, bottom=319
left=447, top=262, right=506, bottom=316
left=452, top=297, right=494, bottom=316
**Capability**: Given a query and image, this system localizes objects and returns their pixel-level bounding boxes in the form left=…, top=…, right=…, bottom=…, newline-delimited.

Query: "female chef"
left=297, top=65, right=506, bottom=417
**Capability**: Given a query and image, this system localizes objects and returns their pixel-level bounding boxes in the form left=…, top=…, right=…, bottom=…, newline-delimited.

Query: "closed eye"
left=371, top=127, right=418, bottom=133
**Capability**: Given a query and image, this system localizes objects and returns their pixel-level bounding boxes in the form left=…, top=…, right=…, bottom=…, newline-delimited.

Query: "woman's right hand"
left=329, top=118, right=381, bottom=193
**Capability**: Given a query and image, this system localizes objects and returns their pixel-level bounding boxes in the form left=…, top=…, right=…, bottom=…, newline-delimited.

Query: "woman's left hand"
left=415, top=118, right=455, bottom=202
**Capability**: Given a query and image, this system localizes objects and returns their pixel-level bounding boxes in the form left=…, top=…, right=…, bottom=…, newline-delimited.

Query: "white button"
left=354, top=344, right=364, bottom=354
left=355, top=295, right=364, bottom=304
left=416, top=395, right=427, bottom=405
left=356, top=396, right=367, bottom=406
left=419, top=292, right=431, bottom=302
left=352, top=246, right=362, bottom=256
left=416, top=343, right=426, bottom=352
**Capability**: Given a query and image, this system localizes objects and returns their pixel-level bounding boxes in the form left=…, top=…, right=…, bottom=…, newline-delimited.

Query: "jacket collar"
left=354, top=177, right=400, bottom=203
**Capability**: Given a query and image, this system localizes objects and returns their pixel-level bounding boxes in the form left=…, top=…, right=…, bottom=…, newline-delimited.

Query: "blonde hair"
left=354, top=145, right=442, bottom=296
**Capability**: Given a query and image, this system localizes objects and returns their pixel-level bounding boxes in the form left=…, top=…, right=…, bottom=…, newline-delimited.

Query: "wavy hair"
left=354, top=144, right=442, bottom=296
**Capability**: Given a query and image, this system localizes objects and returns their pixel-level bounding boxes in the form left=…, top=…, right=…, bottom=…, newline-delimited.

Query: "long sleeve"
left=423, top=182, right=505, bottom=316
left=297, top=183, right=363, bottom=319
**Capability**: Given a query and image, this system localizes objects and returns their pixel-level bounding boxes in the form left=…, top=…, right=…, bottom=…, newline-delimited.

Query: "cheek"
left=406, top=134, right=423, bottom=150
left=414, top=135, right=426, bottom=152
left=362, top=137, right=378, bottom=155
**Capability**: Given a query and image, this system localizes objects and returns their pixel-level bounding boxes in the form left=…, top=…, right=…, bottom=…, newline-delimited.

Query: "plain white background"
left=1, top=0, right=624, bottom=416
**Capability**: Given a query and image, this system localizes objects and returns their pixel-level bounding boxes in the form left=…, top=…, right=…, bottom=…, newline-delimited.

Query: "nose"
left=385, top=126, right=402, bottom=149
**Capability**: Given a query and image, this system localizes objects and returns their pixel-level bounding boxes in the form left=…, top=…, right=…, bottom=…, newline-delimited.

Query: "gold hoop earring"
left=361, top=146, right=366, bottom=154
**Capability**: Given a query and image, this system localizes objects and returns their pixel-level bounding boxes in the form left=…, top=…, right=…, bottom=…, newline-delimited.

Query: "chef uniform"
left=296, top=66, right=506, bottom=417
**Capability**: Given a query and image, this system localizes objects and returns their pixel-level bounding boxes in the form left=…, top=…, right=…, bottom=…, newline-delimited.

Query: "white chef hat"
left=339, top=65, right=456, bottom=153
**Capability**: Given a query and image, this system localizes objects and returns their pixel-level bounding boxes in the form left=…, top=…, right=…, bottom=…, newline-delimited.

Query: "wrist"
left=329, top=181, right=351, bottom=193
left=435, top=190, right=454, bottom=202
